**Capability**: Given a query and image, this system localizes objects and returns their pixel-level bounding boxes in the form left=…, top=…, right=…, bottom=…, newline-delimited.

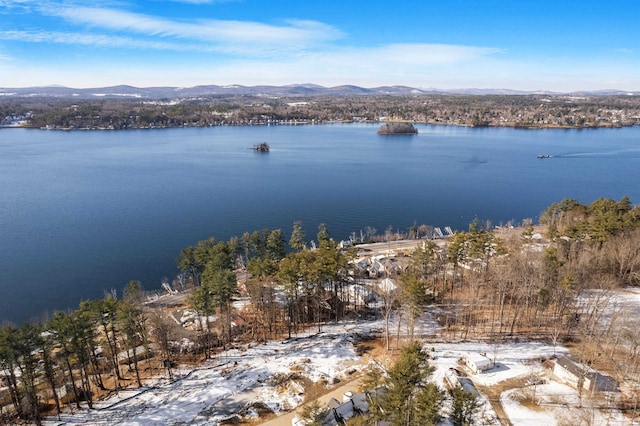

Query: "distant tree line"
left=3, top=94, right=640, bottom=129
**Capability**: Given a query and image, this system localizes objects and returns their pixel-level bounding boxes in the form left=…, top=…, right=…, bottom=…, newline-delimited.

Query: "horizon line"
left=1, top=83, right=639, bottom=95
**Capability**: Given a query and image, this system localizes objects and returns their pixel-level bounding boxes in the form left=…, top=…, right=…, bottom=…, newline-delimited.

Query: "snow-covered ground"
left=38, top=315, right=544, bottom=425
left=429, top=341, right=564, bottom=387
left=427, top=341, right=565, bottom=426
left=44, top=323, right=367, bottom=426
left=501, top=381, right=631, bottom=425
left=43, top=298, right=638, bottom=425
left=492, top=287, right=640, bottom=426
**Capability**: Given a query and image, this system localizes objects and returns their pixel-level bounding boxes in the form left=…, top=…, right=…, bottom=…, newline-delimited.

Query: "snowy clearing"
left=42, top=305, right=637, bottom=426
left=501, top=381, right=631, bottom=425
left=44, top=323, right=366, bottom=426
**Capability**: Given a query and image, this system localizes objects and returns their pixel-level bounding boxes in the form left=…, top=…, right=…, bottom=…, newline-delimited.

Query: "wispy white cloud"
left=1, top=2, right=500, bottom=64
left=321, top=43, right=503, bottom=66
left=0, top=37, right=510, bottom=88
left=0, top=0, right=34, bottom=7
left=0, top=26, right=500, bottom=69
left=160, top=0, right=240, bottom=4
left=0, top=28, right=339, bottom=57
left=0, top=0, right=35, bottom=13
left=186, top=43, right=504, bottom=87
left=0, top=1, right=534, bottom=89
left=37, top=5, right=342, bottom=55
left=0, top=29, right=206, bottom=51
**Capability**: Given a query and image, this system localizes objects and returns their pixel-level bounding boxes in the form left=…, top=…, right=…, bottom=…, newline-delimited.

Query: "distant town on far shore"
left=2, top=84, right=640, bottom=130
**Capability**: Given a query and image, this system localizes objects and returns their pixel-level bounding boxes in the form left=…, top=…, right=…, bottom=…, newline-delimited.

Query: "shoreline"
left=3, top=120, right=637, bottom=131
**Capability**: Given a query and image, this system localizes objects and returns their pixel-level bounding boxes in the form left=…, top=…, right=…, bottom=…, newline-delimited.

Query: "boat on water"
left=537, top=154, right=551, bottom=159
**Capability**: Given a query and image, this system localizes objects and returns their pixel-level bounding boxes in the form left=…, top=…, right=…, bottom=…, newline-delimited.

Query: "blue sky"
left=0, top=0, right=639, bottom=90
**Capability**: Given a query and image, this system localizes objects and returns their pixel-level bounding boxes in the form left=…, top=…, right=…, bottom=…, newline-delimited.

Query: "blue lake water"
left=1, top=123, right=639, bottom=323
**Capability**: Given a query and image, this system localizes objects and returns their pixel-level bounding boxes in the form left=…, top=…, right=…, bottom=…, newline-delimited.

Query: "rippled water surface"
left=1, top=124, right=639, bottom=322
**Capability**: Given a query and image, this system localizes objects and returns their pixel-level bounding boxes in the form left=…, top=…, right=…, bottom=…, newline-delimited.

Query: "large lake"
left=1, top=124, right=639, bottom=323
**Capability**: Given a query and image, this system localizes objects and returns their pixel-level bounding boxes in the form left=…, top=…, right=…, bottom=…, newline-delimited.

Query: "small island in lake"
left=377, top=122, right=418, bottom=135
left=252, top=142, right=270, bottom=152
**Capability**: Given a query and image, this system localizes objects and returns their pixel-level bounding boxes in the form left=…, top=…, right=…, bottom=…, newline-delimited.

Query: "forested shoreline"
left=1, top=197, right=640, bottom=424
left=2, top=93, right=640, bottom=130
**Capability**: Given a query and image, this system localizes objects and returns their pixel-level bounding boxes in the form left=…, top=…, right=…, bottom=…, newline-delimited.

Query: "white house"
left=553, top=356, right=584, bottom=389
left=553, top=356, right=618, bottom=392
left=462, top=353, right=494, bottom=374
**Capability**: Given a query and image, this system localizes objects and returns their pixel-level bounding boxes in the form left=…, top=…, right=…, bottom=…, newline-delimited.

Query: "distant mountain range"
left=0, top=84, right=638, bottom=99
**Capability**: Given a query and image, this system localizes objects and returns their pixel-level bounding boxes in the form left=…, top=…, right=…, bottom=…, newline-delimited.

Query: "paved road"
left=356, top=238, right=446, bottom=256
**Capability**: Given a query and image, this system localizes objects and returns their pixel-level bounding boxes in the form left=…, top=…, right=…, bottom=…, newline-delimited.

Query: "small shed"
left=462, top=353, right=494, bottom=374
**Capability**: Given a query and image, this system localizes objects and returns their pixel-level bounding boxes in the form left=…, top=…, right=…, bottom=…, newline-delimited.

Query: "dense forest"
left=1, top=197, right=640, bottom=424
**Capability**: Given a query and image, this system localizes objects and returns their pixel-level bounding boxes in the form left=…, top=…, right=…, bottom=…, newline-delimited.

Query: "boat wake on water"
left=553, top=148, right=640, bottom=159
left=460, top=155, right=488, bottom=164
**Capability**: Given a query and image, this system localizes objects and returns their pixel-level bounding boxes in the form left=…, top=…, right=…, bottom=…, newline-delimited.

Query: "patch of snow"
left=429, top=341, right=565, bottom=388
left=501, top=387, right=557, bottom=425
left=43, top=323, right=364, bottom=425
left=42, top=308, right=630, bottom=426
left=502, top=382, right=630, bottom=425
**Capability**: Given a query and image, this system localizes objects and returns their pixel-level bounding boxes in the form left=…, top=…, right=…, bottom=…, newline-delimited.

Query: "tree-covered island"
left=377, top=122, right=418, bottom=134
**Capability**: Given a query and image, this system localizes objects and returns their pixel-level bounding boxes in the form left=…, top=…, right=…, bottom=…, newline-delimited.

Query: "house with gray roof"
left=553, top=356, right=618, bottom=392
